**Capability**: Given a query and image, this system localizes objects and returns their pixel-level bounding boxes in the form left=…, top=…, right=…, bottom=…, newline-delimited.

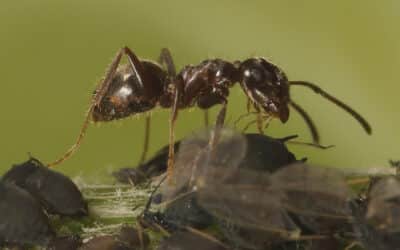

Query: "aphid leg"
left=204, top=110, right=209, bottom=127
left=278, top=133, right=333, bottom=149
left=286, top=140, right=334, bottom=149
left=185, top=226, right=229, bottom=249
left=167, top=88, right=180, bottom=179
left=290, top=81, right=372, bottom=135
left=289, top=100, right=320, bottom=143
left=278, top=135, right=299, bottom=142
left=47, top=47, right=126, bottom=167
left=138, top=114, right=151, bottom=164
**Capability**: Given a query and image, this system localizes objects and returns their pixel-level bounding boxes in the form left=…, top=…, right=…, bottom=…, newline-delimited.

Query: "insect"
left=2, top=157, right=88, bottom=216
left=0, top=181, right=54, bottom=247
left=153, top=128, right=353, bottom=249
left=349, top=177, right=400, bottom=250
left=113, top=132, right=300, bottom=185
left=47, top=47, right=372, bottom=175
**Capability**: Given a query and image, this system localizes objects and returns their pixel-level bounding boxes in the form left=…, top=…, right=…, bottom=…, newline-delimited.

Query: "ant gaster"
left=47, top=47, right=372, bottom=174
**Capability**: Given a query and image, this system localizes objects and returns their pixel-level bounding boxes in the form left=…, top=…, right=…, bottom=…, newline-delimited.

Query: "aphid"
left=2, top=157, right=87, bottom=216
left=47, top=235, right=82, bottom=250
left=365, top=177, right=400, bottom=232
left=113, top=132, right=298, bottom=185
left=350, top=179, right=400, bottom=250
left=0, top=181, right=54, bottom=247
left=47, top=47, right=372, bottom=175
left=156, top=128, right=353, bottom=249
left=113, top=141, right=180, bottom=185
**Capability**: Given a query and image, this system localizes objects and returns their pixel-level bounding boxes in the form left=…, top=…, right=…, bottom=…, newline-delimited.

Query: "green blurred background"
left=0, top=0, right=398, bottom=182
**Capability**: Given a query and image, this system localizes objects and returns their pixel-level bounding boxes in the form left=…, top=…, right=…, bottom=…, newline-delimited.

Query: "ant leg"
left=47, top=48, right=126, bottom=167
left=290, top=81, right=372, bottom=135
left=289, top=100, right=320, bottom=143
left=167, top=87, right=180, bottom=179
left=158, top=48, right=176, bottom=77
left=232, top=111, right=258, bottom=129
left=138, top=113, right=151, bottom=164
left=137, top=49, right=176, bottom=165
left=242, top=119, right=257, bottom=133
left=253, top=105, right=265, bottom=134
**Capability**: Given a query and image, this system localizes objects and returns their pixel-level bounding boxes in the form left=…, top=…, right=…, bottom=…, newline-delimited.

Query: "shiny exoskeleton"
left=91, top=56, right=289, bottom=123
left=48, top=47, right=372, bottom=170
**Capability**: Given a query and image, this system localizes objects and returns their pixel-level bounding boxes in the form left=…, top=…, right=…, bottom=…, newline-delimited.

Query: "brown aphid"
left=47, top=47, right=372, bottom=174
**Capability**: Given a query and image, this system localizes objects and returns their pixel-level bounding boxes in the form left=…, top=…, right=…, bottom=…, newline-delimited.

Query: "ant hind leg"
left=47, top=48, right=127, bottom=167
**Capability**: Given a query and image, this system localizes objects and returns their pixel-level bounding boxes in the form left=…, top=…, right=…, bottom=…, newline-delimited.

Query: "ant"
left=47, top=47, right=372, bottom=175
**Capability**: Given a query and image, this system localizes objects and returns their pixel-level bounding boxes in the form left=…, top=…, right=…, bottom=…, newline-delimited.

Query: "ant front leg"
left=253, top=105, right=265, bottom=135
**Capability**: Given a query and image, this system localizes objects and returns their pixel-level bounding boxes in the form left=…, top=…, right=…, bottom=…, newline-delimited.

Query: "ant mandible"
left=47, top=47, right=372, bottom=175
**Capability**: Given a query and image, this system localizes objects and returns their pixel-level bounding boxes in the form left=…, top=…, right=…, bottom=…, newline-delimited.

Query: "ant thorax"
left=176, top=59, right=239, bottom=109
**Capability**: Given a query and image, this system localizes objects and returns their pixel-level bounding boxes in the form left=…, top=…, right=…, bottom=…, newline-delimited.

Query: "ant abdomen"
left=92, top=61, right=166, bottom=122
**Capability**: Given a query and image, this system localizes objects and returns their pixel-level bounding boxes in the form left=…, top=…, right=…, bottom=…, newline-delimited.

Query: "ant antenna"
left=290, top=81, right=372, bottom=136
left=289, top=101, right=319, bottom=143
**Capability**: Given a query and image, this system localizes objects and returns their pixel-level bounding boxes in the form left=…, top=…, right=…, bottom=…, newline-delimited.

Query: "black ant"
left=47, top=47, right=372, bottom=174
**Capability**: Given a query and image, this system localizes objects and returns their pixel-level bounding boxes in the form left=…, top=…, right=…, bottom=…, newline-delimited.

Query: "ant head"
left=91, top=64, right=158, bottom=122
left=239, top=58, right=290, bottom=123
